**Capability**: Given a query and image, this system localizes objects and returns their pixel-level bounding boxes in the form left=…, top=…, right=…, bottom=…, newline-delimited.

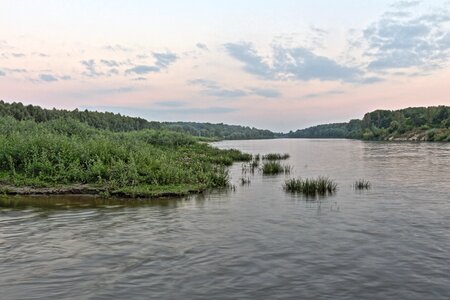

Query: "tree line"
left=0, top=101, right=277, bottom=140
left=286, top=106, right=450, bottom=141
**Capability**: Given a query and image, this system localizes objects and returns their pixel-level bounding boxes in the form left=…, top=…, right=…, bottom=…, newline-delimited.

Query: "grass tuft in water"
left=354, top=179, right=371, bottom=190
left=284, top=177, right=337, bottom=196
left=262, top=161, right=291, bottom=175
left=262, top=153, right=290, bottom=160
left=240, top=177, right=251, bottom=185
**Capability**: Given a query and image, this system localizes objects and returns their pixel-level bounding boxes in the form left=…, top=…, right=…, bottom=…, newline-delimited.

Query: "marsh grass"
left=354, top=179, right=371, bottom=190
left=241, top=154, right=260, bottom=175
left=262, top=153, right=290, bottom=160
left=0, top=117, right=251, bottom=197
left=262, top=161, right=291, bottom=175
left=284, top=177, right=337, bottom=196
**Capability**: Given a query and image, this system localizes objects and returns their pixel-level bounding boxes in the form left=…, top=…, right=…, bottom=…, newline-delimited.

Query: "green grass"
left=0, top=116, right=251, bottom=198
left=284, top=177, right=337, bottom=196
left=262, top=153, right=290, bottom=160
left=262, top=161, right=291, bottom=175
left=354, top=179, right=371, bottom=190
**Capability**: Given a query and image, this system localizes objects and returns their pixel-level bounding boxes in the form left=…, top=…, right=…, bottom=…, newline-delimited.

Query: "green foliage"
left=0, top=116, right=250, bottom=196
left=284, top=177, right=337, bottom=196
left=262, top=161, right=291, bottom=175
left=287, top=106, right=450, bottom=141
left=0, top=100, right=280, bottom=140
left=165, top=121, right=278, bottom=140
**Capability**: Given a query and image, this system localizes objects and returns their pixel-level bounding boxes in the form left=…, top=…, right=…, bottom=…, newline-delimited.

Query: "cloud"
left=155, top=100, right=186, bottom=107
left=60, top=75, right=72, bottom=80
left=188, top=78, right=282, bottom=99
left=188, top=78, right=247, bottom=99
left=364, top=8, right=450, bottom=72
left=224, top=42, right=365, bottom=83
left=126, top=51, right=178, bottom=75
left=103, top=44, right=132, bottom=52
left=273, top=46, right=363, bottom=81
left=81, top=59, right=103, bottom=77
left=39, top=74, right=58, bottom=82
left=301, top=89, right=346, bottom=99
left=360, top=76, right=385, bottom=84
left=4, top=68, right=27, bottom=73
left=391, top=1, right=421, bottom=9
left=153, top=52, right=178, bottom=68
left=203, top=88, right=247, bottom=98
left=69, top=86, right=137, bottom=98
left=82, top=105, right=237, bottom=117
left=249, top=88, right=281, bottom=98
left=224, top=42, right=274, bottom=79
left=196, top=43, right=209, bottom=51
left=11, top=53, right=25, bottom=58
left=100, top=59, right=119, bottom=67
left=126, top=65, right=160, bottom=74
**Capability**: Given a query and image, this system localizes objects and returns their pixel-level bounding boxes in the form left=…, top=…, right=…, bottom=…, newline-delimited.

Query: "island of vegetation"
left=286, top=106, right=450, bottom=142
left=0, top=101, right=252, bottom=198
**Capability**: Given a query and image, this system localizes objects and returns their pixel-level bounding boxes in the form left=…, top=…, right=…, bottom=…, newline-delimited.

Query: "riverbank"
left=0, top=117, right=251, bottom=199
left=0, top=183, right=209, bottom=198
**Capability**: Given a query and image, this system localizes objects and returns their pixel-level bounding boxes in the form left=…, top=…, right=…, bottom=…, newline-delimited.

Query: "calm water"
left=1, top=139, right=449, bottom=299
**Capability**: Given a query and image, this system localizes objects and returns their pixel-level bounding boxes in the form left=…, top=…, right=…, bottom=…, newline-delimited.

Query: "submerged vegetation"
left=284, top=177, right=337, bottom=196
left=0, top=116, right=251, bottom=198
left=354, top=179, right=371, bottom=190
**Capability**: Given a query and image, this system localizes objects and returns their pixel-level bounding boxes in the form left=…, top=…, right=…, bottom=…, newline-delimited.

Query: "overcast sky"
left=1, top=0, right=450, bottom=131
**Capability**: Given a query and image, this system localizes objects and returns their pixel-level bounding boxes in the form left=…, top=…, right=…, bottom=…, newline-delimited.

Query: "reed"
left=240, top=177, right=251, bottom=185
left=354, top=179, right=371, bottom=190
left=262, top=161, right=291, bottom=175
left=284, top=177, right=337, bottom=196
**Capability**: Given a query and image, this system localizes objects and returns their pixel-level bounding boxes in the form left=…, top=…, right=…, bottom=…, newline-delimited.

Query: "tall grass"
left=262, top=161, right=291, bottom=175
left=354, top=179, right=371, bottom=190
left=0, top=116, right=251, bottom=195
left=284, top=177, right=337, bottom=196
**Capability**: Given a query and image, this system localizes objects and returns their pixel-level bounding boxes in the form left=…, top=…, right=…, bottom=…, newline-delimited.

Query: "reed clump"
left=284, top=177, right=337, bottom=196
left=262, top=161, right=291, bottom=175
left=262, top=153, right=290, bottom=160
left=354, top=179, right=371, bottom=190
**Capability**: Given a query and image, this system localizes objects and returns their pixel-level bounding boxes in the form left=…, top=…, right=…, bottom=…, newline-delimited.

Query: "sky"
left=1, top=0, right=450, bottom=131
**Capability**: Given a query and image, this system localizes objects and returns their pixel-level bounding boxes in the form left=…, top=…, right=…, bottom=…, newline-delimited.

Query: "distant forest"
left=0, top=101, right=277, bottom=140
left=286, top=106, right=450, bottom=141
left=1, top=101, right=449, bottom=141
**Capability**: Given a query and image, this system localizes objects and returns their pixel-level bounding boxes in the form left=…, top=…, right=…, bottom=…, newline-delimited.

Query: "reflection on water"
left=0, top=139, right=449, bottom=300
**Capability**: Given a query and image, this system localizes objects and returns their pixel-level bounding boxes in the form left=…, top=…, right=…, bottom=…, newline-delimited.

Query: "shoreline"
left=0, top=183, right=207, bottom=199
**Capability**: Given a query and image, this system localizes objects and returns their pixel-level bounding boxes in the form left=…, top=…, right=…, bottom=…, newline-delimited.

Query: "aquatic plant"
left=262, top=161, right=291, bottom=175
left=284, top=177, right=337, bottom=196
left=354, top=179, right=371, bottom=190
left=262, top=153, right=290, bottom=160
left=240, top=177, right=251, bottom=185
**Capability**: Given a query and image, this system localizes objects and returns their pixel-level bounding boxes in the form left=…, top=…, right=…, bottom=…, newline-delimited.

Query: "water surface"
left=1, top=139, right=449, bottom=299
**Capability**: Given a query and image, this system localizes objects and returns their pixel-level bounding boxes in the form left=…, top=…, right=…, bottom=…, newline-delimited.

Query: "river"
left=1, top=139, right=449, bottom=299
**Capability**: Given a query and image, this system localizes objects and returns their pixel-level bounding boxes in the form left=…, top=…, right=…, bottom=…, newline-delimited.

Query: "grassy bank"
left=0, top=116, right=251, bottom=198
